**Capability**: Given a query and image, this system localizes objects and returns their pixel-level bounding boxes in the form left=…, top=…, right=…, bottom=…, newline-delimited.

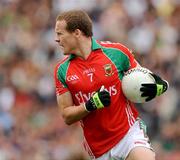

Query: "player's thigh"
left=126, top=146, right=155, bottom=160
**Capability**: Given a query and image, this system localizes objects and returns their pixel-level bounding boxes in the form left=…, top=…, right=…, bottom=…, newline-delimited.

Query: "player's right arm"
left=55, top=61, right=89, bottom=125
left=57, top=87, right=111, bottom=125
left=57, top=91, right=89, bottom=125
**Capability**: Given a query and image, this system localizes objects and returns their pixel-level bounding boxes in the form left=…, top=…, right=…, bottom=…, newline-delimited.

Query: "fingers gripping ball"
left=122, top=67, right=155, bottom=103
left=140, top=73, right=169, bottom=101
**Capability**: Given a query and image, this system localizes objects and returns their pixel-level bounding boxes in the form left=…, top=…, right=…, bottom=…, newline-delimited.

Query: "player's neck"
left=75, top=37, right=92, bottom=60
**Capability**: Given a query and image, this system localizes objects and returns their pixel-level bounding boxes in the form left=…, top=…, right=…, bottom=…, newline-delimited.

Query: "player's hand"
left=84, top=86, right=111, bottom=112
left=140, top=73, right=169, bottom=102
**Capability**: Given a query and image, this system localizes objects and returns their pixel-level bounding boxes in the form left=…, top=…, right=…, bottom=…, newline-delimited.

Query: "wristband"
left=92, top=92, right=104, bottom=109
left=156, top=84, right=164, bottom=96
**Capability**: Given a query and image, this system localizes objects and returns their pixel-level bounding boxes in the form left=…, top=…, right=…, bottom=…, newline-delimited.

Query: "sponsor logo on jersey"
left=104, top=64, right=113, bottom=76
left=75, top=85, right=117, bottom=104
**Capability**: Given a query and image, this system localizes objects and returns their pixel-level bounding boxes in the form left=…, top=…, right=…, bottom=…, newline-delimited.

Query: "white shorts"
left=96, top=118, right=154, bottom=160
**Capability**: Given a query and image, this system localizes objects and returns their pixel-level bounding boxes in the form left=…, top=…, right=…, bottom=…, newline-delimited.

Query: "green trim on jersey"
left=57, top=57, right=70, bottom=88
left=102, top=47, right=130, bottom=80
left=92, top=37, right=102, bottom=50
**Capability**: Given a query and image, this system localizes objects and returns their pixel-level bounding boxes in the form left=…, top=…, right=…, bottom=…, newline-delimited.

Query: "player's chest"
left=65, top=55, right=121, bottom=93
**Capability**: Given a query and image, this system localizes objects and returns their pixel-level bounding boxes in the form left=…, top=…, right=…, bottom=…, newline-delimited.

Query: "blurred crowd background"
left=0, top=0, right=179, bottom=160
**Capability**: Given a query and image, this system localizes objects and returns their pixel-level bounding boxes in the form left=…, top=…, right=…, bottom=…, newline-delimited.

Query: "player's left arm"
left=125, top=48, right=169, bottom=101
left=117, top=43, right=169, bottom=101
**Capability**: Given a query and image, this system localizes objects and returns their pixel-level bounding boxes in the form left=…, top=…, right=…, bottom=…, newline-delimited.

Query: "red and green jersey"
left=54, top=38, right=139, bottom=158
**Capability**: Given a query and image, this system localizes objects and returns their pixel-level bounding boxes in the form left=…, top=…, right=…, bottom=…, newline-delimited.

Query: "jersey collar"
left=69, top=37, right=101, bottom=60
left=91, top=37, right=102, bottom=50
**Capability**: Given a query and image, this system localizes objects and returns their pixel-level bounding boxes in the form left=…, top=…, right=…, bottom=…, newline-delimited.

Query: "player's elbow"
left=62, top=113, right=75, bottom=125
left=64, top=118, right=74, bottom=125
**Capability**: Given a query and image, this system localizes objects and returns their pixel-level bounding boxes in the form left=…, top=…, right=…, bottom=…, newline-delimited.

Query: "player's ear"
left=73, top=29, right=81, bottom=37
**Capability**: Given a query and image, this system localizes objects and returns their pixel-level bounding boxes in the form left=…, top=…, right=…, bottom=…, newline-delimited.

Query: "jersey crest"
left=103, top=64, right=113, bottom=76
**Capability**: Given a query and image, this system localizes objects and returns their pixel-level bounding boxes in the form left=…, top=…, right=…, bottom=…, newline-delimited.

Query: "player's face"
left=55, top=20, right=78, bottom=55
